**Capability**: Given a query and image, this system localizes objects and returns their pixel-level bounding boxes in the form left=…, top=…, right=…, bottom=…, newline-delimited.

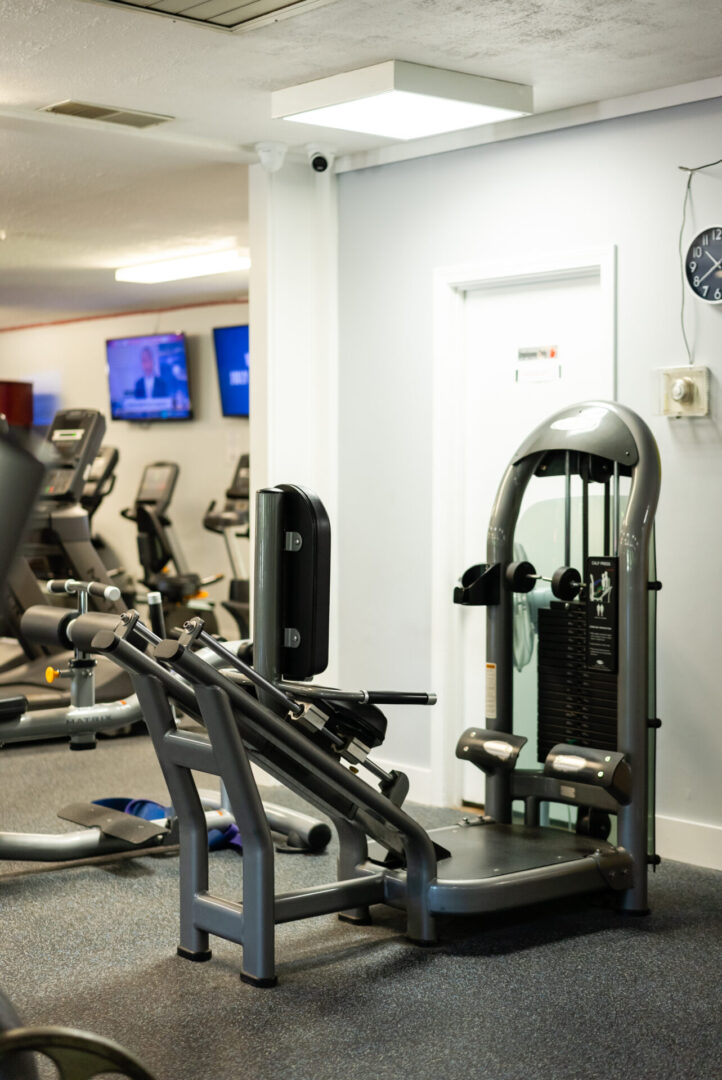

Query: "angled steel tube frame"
left=153, top=637, right=439, bottom=943
left=133, top=668, right=388, bottom=984
left=88, top=624, right=439, bottom=948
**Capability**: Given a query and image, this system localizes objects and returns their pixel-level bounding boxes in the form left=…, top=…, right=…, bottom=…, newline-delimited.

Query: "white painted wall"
left=249, top=159, right=339, bottom=679
left=337, top=97, right=722, bottom=865
left=0, top=301, right=249, bottom=637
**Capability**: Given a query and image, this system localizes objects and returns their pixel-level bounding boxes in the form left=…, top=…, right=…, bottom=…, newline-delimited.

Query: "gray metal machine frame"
left=75, top=400, right=660, bottom=985
left=485, top=400, right=660, bottom=911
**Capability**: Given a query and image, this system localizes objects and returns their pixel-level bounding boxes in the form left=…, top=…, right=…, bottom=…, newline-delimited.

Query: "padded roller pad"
left=456, top=727, right=527, bottom=773
left=544, top=744, right=632, bottom=804
left=19, top=605, right=76, bottom=650
left=66, top=611, right=126, bottom=653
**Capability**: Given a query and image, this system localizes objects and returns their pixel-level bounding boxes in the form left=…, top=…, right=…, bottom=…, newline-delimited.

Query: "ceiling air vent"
left=40, top=100, right=173, bottom=128
left=83, top=0, right=338, bottom=33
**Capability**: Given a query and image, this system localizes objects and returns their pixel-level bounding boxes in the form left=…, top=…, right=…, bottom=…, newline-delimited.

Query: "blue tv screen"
left=213, top=325, right=249, bottom=418
left=106, top=332, right=192, bottom=421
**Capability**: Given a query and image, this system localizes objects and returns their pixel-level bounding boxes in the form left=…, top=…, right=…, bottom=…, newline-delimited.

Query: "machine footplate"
left=370, top=823, right=631, bottom=916
left=58, top=803, right=167, bottom=845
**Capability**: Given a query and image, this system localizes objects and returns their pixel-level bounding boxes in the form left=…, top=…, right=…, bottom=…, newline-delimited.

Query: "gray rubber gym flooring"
left=1, top=733, right=719, bottom=1080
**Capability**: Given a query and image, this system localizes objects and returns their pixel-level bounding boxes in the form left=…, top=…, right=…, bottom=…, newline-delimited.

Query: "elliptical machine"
left=0, top=409, right=131, bottom=705
left=203, top=454, right=250, bottom=638
left=121, top=462, right=221, bottom=633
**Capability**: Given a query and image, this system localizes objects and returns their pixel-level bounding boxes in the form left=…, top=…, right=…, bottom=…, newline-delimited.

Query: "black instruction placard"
left=585, top=557, right=618, bottom=674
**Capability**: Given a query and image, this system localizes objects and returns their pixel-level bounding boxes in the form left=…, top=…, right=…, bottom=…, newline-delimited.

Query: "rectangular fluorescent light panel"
left=115, top=249, right=250, bottom=284
left=272, top=61, right=533, bottom=140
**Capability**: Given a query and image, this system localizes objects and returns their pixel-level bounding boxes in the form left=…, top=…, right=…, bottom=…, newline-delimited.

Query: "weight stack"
left=536, top=602, right=617, bottom=762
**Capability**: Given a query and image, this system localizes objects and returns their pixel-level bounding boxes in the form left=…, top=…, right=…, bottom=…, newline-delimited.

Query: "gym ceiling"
left=1, top=0, right=720, bottom=328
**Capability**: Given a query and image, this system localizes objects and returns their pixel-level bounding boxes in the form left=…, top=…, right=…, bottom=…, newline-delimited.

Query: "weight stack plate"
left=537, top=602, right=617, bottom=762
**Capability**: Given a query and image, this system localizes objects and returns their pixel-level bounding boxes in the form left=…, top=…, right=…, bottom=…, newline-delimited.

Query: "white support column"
left=249, top=156, right=339, bottom=678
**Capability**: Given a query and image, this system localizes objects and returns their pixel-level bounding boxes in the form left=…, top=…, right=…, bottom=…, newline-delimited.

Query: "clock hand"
left=698, top=252, right=722, bottom=285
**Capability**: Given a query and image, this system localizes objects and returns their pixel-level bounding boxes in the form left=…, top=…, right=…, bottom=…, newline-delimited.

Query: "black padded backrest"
left=277, top=484, right=331, bottom=680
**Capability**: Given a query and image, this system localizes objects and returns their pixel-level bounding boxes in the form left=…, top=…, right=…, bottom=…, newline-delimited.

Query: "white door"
left=457, top=266, right=615, bottom=805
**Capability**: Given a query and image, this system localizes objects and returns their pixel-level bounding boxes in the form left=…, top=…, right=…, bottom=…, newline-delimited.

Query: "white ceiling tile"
left=1, top=0, right=720, bottom=323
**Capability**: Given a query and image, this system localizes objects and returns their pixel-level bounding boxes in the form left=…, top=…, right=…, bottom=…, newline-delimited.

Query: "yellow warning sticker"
left=485, top=662, right=497, bottom=720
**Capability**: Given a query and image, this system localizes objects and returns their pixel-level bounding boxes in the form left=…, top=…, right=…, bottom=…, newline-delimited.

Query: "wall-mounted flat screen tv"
left=106, top=332, right=192, bottom=421
left=213, top=325, right=249, bottom=418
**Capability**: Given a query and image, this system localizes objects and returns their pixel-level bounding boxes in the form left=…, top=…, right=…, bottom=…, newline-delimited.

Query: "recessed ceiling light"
left=272, top=61, right=533, bottom=140
left=115, top=249, right=250, bottom=284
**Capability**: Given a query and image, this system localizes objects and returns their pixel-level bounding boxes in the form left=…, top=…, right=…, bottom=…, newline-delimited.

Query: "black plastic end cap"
left=0, top=695, right=28, bottom=722
left=338, top=912, right=373, bottom=926
left=154, top=639, right=184, bottom=662
left=240, top=971, right=278, bottom=988
left=177, top=946, right=212, bottom=963
left=306, top=822, right=332, bottom=852
left=90, top=628, right=118, bottom=652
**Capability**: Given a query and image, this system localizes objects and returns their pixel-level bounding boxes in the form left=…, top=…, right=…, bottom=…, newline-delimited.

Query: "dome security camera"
left=306, top=144, right=335, bottom=173
left=255, top=142, right=287, bottom=174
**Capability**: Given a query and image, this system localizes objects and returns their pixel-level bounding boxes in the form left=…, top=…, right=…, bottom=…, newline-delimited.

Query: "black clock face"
left=685, top=226, right=722, bottom=303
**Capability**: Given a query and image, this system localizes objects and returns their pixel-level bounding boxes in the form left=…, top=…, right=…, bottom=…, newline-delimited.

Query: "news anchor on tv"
left=134, top=347, right=168, bottom=399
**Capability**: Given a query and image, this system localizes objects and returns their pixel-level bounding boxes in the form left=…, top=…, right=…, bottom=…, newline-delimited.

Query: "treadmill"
left=0, top=409, right=131, bottom=707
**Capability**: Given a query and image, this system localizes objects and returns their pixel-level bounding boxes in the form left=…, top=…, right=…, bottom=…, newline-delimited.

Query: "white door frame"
left=429, top=246, right=617, bottom=807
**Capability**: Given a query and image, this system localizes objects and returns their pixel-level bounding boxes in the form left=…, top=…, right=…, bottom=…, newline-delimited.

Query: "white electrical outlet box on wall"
left=658, top=366, right=710, bottom=417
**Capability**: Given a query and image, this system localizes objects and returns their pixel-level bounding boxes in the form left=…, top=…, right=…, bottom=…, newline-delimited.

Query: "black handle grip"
left=366, top=692, right=437, bottom=706
left=147, top=594, right=167, bottom=639
left=46, top=579, right=71, bottom=594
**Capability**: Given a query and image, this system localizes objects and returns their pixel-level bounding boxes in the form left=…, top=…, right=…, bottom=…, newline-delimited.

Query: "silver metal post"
left=70, top=584, right=95, bottom=748
left=615, top=424, right=660, bottom=913
left=564, top=450, right=572, bottom=567
left=485, top=455, right=539, bottom=822
left=613, top=462, right=620, bottom=556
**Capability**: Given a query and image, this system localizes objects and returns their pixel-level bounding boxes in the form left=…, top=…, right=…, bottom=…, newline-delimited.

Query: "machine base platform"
left=368, top=822, right=632, bottom=916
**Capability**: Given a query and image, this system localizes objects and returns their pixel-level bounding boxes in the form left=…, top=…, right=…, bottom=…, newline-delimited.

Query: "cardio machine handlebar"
left=46, top=578, right=121, bottom=602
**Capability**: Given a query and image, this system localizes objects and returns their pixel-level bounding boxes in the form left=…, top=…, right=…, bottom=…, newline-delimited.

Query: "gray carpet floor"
left=0, top=734, right=720, bottom=1080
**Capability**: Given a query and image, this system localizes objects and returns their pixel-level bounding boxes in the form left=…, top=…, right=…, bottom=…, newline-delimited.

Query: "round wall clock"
left=685, top=226, right=722, bottom=303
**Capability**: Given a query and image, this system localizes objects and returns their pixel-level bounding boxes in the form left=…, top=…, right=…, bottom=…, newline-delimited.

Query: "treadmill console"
left=41, top=410, right=106, bottom=503
left=136, top=462, right=179, bottom=512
